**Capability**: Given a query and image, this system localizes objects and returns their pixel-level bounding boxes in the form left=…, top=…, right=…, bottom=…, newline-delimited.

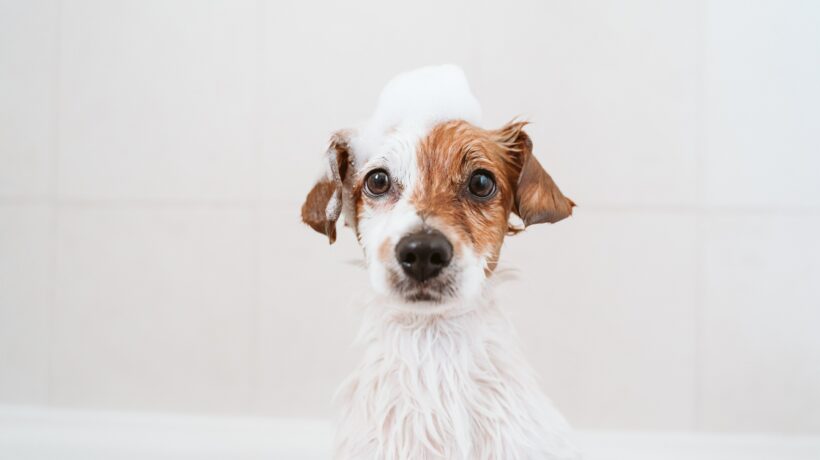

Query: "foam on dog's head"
left=350, top=65, right=482, bottom=164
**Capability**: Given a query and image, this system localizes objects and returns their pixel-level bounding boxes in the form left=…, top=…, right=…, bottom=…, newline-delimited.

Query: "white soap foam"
left=350, top=65, right=482, bottom=163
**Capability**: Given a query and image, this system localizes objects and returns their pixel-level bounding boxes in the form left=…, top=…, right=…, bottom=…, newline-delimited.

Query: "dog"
left=301, top=65, right=579, bottom=460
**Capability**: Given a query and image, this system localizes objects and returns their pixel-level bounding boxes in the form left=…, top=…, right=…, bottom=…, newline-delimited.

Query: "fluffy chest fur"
left=334, top=299, right=579, bottom=460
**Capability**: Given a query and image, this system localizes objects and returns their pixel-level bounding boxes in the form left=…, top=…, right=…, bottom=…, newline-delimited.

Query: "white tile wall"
left=703, top=0, right=820, bottom=207
left=497, top=211, right=698, bottom=430
left=0, top=1, right=57, bottom=198
left=699, top=215, right=820, bottom=432
left=255, top=200, right=366, bottom=417
left=0, top=0, right=818, bottom=433
left=0, top=205, right=51, bottom=403
left=476, top=0, right=701, bottom=207
left=57, top=0, right=260, bottom=201
left=51, top=206, right=255, bottom=412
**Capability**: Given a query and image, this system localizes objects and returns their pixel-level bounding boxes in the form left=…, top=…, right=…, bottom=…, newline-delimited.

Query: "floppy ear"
left=501, top=122, right=575, bottom=226
left=301, top=132, right=351, bottom=244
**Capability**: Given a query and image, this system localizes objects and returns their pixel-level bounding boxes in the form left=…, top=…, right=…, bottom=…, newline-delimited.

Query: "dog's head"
left=301, top=66, right=574, bottom=309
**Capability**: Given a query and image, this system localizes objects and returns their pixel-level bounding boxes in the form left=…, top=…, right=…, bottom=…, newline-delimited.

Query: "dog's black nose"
left=395, top=229, right=453, bottom=282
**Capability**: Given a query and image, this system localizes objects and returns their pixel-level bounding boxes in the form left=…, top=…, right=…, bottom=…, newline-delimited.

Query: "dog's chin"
left=386, top=270, right=456, bottom=306
left=393, top=285, right=450, bottom=305
left=402, top=290, right=445, bottom=304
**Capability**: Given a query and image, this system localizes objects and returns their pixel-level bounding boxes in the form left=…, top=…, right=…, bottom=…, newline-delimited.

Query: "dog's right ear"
left=495, top=121, right=575, bottom=227
left=301, top=131, right=351, bottom=244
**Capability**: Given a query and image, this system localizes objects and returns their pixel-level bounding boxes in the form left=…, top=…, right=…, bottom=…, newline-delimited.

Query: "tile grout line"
left=247, top=0, right=266, bottom=414
left=46, top=0, right=63, bottom=407
left=4, top=195, right=820, bottom=216
left=692, top=0, right=708, bottom=432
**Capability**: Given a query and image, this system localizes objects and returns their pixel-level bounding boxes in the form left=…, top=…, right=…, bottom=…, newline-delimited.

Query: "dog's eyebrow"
left=461, top=146, right=500, bottom=172
left=461, top=145, right=479, bottom=160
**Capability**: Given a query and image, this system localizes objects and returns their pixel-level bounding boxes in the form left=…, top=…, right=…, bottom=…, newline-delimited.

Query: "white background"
left=1, top=0, right=818, bottom=434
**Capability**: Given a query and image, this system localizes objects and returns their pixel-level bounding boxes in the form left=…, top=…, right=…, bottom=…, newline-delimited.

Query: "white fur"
left=332, top=66, right=579, bottom=459
left=334, top=294, right=579, bottom=460
left=355, top=128, right=422, bottom=297
left=360, top=197, right=421, bottom=297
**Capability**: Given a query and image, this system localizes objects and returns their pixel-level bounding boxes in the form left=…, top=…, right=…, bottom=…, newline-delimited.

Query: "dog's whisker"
left=490, top=268, right=522, bottom=285
left=342, top=259, right=367, bottom=269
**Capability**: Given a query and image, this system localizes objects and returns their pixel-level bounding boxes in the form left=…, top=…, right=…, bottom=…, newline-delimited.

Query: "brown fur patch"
left=301, top=132, right=352, bottom=244
left=301, top=179, right=337, bottom=236
left=411, top=120, right=574, bottom=275
left=411, top=121, right=520, bottom=272
left=509, top=126, right=575, bottom=226
left=378, top=238, right=393, bottom=265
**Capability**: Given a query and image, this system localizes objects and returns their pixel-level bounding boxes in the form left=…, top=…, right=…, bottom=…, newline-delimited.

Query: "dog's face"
left=302, top=120, right=574, bottom=308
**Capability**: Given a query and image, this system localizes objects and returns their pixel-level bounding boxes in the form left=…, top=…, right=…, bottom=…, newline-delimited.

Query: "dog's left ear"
left=301, top=131, right=351, bottom=244
left=499, top=122, right=575, bottom=226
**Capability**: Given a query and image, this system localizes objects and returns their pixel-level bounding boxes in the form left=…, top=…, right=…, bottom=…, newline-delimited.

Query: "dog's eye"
left=364, top=169, right=391, bottom=196
left=468, top=170, right=496, bottom=199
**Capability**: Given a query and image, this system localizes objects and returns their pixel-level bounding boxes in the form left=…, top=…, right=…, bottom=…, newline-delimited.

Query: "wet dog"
left=302, top=65, right=579, bottom=460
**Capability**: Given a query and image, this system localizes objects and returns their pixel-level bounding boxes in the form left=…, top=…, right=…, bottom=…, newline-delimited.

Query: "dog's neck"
left=334, top=292, right=577, bottom=459
left=364, top=293, right=503, bottom=333
left=351, top=294, right=523, bottom=376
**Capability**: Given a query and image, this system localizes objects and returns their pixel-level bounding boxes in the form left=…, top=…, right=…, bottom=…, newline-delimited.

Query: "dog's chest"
left=334, top=310, right=578, bottom=460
